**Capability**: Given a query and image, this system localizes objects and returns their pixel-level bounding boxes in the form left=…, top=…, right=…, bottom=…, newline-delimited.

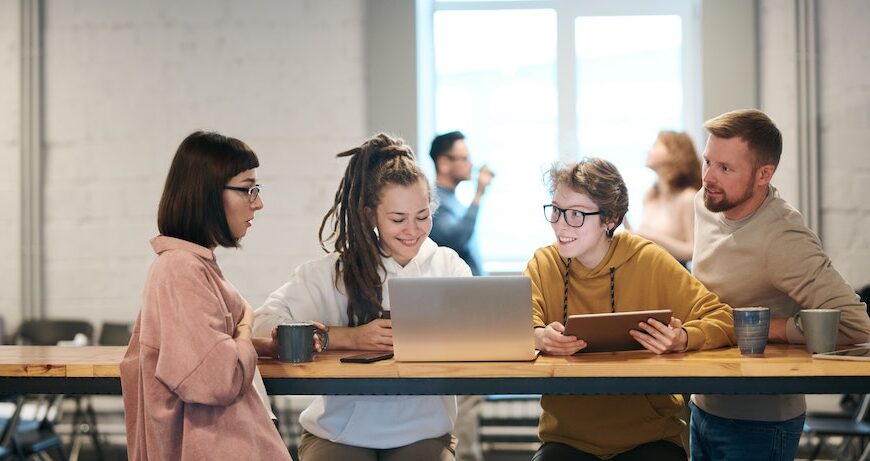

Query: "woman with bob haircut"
left=627, top=130, right=702, bottom=264
left=254, top=133, right=470, bottom=460
left=120, top=131, right=292, bottom=460
left=527, top=158, right=734, bottom=461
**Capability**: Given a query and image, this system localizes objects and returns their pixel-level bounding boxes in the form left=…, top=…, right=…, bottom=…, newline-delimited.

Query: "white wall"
left=0, top=0, right=21, bottom=334
left=366, top=0, right=419, bottom=150
left=759, top=0, right=870, bottom=289
left=701, top=0, right=758, bottom=121
left=816, top=0, right=870, bottom=289
left=758, top=0, right=801, bottom=207
left=24, top=0, right=367, bottom=323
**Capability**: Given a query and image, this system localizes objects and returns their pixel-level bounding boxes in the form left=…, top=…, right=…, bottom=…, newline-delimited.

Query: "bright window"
left=433, top=9, right=557, bottom=273
left=428, top=1, right=699, bottom=273
left=575, top=15, right=684, bottom=226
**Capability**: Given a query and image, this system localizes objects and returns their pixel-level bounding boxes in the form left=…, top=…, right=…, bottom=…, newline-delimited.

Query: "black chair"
left=80, top=322, right=135, bottom=458
left=16, top=320, right=94, bottom=347
left=804, top=394, right=870, bottom=461
left=0, top=316, right=8, bottom=345
left=14, top=319, right=97, bottom=461
left=12, top=410, right=68, bottom=461
left=0, top=394, right=69, bottom=461
left=97, top=322, right=132, bottom=347
left=0, top=396, right=25, bottom=460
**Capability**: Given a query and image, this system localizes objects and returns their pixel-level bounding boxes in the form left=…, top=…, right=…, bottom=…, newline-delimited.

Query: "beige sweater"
left=120, top=236, right=291, bottom=460
left=692, top=186, right=870, bottom=421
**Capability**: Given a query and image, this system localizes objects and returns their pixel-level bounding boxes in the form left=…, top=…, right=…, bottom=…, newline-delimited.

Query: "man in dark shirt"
left=429, top=131, right=493, bottom=275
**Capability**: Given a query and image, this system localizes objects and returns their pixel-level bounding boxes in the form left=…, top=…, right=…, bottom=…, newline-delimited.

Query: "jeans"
left=689, top=400, right=805, bottom=461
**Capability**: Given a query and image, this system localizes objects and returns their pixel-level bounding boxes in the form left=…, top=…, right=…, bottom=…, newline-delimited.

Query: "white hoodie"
left=253, top=238, right=471, bottom=449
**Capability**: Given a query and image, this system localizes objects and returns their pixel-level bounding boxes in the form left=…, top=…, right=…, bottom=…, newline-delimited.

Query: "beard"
left=703, top=177, right=756, bottom=213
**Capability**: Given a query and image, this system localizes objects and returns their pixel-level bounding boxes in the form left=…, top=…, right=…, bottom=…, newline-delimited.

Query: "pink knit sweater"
left=120, top=236, right=291, bottom=460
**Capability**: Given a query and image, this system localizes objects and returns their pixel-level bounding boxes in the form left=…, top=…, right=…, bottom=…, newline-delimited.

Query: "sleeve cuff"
left=683, top=326, right=705, bottom=351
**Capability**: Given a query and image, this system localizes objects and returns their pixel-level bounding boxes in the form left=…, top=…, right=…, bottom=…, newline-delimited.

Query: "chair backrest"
left=17, top=319, right=94, bottom=346
left=98, top=322, right=133, bottom=346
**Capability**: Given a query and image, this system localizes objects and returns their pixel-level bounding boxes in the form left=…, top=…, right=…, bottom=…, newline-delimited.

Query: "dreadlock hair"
left=319, top=133, right=428, bottom=327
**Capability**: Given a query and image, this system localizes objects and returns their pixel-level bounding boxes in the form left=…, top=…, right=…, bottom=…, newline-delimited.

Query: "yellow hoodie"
left=524, top=232, right=734, bottom=458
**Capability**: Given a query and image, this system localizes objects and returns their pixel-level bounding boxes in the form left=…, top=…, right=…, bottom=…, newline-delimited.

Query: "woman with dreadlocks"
left=527, top=158, right=734, bottom=461
left=254, top=133, right=469, bottom=460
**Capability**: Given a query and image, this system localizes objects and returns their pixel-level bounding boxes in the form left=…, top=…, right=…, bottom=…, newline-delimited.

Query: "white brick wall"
left=817, top=0, right=870, bottom=289
left=0, top=0, right=21, bottom=335
left=759, top=0, right=870, bottom=290
left=758, top=0, right=800, bottom=207
left=37, top=0, right=366, bottom=323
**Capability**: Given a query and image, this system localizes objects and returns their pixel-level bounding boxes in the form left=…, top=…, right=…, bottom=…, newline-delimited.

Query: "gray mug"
left=800, top=309, right=840, bottom=354
left=277, top=322, right=328, bottom=363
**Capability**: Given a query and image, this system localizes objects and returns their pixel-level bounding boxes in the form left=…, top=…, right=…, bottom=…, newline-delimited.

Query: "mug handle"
left=793, top=311, right=804, bottom=336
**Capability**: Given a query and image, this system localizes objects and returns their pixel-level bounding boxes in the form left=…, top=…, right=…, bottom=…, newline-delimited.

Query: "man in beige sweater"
left=689, top=109, right=870, bottom=460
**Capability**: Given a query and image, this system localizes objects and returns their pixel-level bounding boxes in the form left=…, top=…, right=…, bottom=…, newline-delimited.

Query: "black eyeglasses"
left=224, top=184, right=262, bottom=203
left=543, top=204, right=601, bottom=228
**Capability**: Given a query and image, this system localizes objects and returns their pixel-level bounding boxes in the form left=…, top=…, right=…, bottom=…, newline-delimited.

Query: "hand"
left=240, top=304, right=254, bottom=327
left=254, top=327, right=279, bottom=358
left=234, top=304, right=254, bottom=339
left=331, top=319, right=393, bottom=351
left=311, top=321, right=328, bottom=352
left=630, top=317, right=688, bottom=354
left=476, top=165, right=494, bottom=192
left=534, top=322, right=586, bottom=356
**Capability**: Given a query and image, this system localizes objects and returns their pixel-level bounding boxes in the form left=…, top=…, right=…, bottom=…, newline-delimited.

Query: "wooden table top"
left=2, top=344, right=869, bottom=379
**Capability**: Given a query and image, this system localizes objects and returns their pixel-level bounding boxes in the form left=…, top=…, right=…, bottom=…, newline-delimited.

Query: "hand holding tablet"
left=563, top=309, right=673, bottom=353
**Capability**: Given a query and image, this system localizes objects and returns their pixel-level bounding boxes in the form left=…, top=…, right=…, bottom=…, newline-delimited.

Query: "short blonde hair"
left=547, top=158, right=628, bottom=237
left=704, top=109, right=782, bottom=167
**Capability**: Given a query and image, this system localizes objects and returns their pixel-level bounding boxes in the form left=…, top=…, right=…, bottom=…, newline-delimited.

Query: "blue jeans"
left=689, top=400, right=804, bottom=461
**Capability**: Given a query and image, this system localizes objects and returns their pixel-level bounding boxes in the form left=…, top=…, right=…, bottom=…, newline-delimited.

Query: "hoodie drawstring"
left=562, top=260, right=616, bottom=325
left=562, top=258, right=573, bottom=325
left=609, top=266, right=616, bottom=312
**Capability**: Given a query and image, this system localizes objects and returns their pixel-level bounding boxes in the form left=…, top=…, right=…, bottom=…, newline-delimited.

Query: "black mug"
left=277, top=322, right=328, bottom=363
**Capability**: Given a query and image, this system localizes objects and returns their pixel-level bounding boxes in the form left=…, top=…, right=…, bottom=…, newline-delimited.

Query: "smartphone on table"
left=340, top=352, right=394, bottom=363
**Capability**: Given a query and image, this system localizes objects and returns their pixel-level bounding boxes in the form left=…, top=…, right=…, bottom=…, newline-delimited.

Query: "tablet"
left=563, top=309, right=673, bottom=353
left=812, top=345, right=870, bottom=361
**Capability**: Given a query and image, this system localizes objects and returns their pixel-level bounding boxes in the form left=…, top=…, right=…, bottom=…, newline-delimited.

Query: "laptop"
left=387, top=276, right=538, bottom=361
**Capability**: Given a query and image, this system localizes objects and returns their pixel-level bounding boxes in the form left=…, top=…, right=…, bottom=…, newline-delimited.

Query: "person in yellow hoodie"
left=526, top=158, right=735, bottom=461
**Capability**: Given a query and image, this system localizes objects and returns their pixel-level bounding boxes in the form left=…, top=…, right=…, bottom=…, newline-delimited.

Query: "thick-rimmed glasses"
left=543, top=204, right=601, bottom=228
left=224, top=184, right=262, bottom=203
